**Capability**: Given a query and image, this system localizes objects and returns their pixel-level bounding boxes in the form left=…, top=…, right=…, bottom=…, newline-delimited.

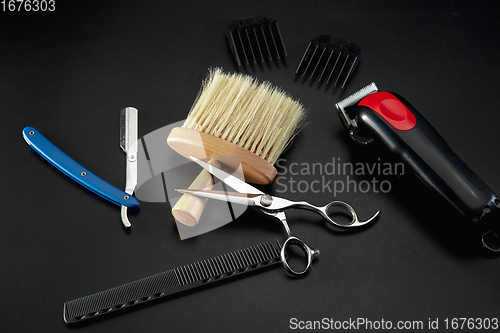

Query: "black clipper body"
left=336, top=83, right=500, bottom=252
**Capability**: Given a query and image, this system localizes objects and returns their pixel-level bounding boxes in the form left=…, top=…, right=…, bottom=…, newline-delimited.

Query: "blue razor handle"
left=22, top=126, right=140, bottom=210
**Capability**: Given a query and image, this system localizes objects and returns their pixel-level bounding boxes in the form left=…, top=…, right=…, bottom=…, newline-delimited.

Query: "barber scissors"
left=176, top=157, right=380, bottom=277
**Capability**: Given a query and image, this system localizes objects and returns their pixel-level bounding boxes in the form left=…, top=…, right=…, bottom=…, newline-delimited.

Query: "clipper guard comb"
left=295, top=35, right=361, bottom=91
left=226, top=16, right=287, bottom=67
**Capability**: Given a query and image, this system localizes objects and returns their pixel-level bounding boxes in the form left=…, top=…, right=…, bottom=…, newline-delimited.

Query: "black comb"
left=295, top=35, right=361, bottom=91
left=226, top=16, right=287, bottom=67
left=63, top=240, right=282, bottom=324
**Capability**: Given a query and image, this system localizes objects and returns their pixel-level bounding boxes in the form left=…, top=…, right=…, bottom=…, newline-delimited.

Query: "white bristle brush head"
left=182, top=68, right=306, bottom=164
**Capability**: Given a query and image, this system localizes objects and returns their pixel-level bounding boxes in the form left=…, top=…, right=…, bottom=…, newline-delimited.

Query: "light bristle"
left=183, top=68, right=306, bottom=164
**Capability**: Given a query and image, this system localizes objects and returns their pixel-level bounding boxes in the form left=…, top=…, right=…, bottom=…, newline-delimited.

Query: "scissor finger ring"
left=281, top=236, right=320, bottom=277
left=323, top=201, right=380, bottom=228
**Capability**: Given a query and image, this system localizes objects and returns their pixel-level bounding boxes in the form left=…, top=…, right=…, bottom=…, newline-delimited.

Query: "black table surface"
left=2, top=1, right=500, bottom=332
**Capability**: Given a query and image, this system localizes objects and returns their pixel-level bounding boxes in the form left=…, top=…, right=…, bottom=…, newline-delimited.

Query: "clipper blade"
left=335, top=82, right=378, bottom=131
left=295, top=35, right=361, bottom=91
left=335, top=82, right=378, bottom=145
left=226, top=16, right=287, bottom=68
left=335, top=82, right=379, bottom=112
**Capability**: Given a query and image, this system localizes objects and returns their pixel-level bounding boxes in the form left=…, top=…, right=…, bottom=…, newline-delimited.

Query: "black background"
left=2, top=1, right=500, bottom=332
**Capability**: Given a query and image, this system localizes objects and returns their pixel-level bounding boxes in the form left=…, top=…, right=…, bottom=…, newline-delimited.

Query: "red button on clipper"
left=359, top=91, right=417, bottom=131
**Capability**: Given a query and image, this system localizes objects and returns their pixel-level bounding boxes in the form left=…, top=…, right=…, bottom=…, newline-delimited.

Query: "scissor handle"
left=261, top=196, right=379, bottom=229
left=294, top=200, right=380, bottom=228
left=280, top=236, right=320, bottom=277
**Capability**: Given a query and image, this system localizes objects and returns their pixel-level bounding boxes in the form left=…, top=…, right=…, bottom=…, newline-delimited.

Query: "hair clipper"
left=335, top=82, right=500, bottom=253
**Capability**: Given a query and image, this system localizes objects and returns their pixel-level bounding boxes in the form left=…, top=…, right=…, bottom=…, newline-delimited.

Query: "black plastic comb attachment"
left=226, top=16, right=287, bottom=67
left=295, top=35, right=361, bottom=91
left=63, top=240, right=282, bottom=324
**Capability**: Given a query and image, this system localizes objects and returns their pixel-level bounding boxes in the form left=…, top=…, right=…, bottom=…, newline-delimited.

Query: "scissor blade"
left=175, top=189, right=259, bottom=206
left=189, top=157, right=264, bottom=195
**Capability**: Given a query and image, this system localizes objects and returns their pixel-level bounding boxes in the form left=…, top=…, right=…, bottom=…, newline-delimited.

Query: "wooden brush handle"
left=167, top=127, right=277, bottom=185
left=171, top=159, right=221, bottom=226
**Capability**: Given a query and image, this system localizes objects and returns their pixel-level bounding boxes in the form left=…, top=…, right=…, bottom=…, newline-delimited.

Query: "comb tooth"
left=247, top=247, right=258, bottom=265
left=273, top=21, right=287, bottom=58
left=256, top=245, right=267, bottom=261
left=309, top=47, right=326, bottom=81
left=224, top=253, right=235, bottom=272
left=196, top=262, right=208, bottom=281
left=227, top=29, right=242, bottom=67
left=210, top=257, right=222, bottom=276
left=252, top=26, right=265, bottom=63
left=177, top=266, right=188, bottom=284
left=219, top=255, right=229, bottom=273
left=249, top=247, right=259, bottom=264
left=83, top=296, right=94, bottom=318
left=204, top=259, right=215, bottom=277
left=259, top=243, right=271, bottom=259
left=253, top=244, right=264, bottom=259
left=194, top=262, right=204, bottom=281
left=267, top=21, right=281, bottom=60
left=302, top=44, right=320, bottom=78
left=216, top=255, right=228, bottom=273
left=245, top=248, right=255, bottom=265
left=216, top=256, right=226, bottom=275
left=244, top=26, right=257, bottom=64
left=206, top=258, right=216, bottom=276
left=211, top=256, right=222, bottom=275
left=325, top=51, right=342, bottom=86
left=233, top=250, right=244, bottom=267
left=177, top=266, right=189, bottom=285
left=199, top=260, right=211, bottom=278
left=192, top=262, right=202, bottom=281
left=243, top=248, right=254, bottom=266
left=295, top=41, right=312, bottom=75
left=294, top=41, right=312, bottom=75
left=219, top=255, right=231, bottom=274
left=198, top=261, right=210, bottom=280
left=265, top=241, right=277, bottom=257
left=230, top=252, right=243, bottom=270
left=187, top=264, right=198, bottom=282
left=340, top=55, right=359, bottom=90
left=130, top=280, right=142, bottom=303
left=193, top=262, right=204, bottom=281
left=221, top=254, right=233, bottom=273
left=318, top=48, right=335, bottom=84
left=260, top=243, right=272, bottom=259
left=274, top=239, right=282, bottom=253
left=236, top=29, right=250, bottom=65
left=225, top=253, right=236, bottom=271
left=333, top=54, right=350, bottom=88
left=254, top=245, right=267, bottom=264
left=187, top=264, right=197, bottom=283
left=269, top=241, right=281, bottom=257
left=259, top=24, right=273, bottom=61
left=240, top=248, right=252, bottom=267
left=339, top=44, right=361, bottom=90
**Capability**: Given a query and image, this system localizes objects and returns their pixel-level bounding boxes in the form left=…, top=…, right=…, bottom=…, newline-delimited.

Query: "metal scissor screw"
left=260, top=194, right=273, bottom=207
